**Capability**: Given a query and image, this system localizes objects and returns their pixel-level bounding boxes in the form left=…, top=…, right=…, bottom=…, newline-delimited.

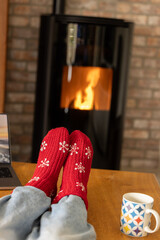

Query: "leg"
left=0, top=127, right=70, bottom=240
left=0, top=186, right=51, bottom=240
left=27, top=130, right=96, bottom=240
left=27, top=195, right=96, bottom=240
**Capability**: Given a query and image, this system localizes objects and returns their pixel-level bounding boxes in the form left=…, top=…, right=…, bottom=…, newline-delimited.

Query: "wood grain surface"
left=1, top=162, right=160, bottom=239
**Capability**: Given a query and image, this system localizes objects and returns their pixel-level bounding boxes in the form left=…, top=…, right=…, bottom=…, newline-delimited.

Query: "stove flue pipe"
left=53, top=0, right=66, bottom=15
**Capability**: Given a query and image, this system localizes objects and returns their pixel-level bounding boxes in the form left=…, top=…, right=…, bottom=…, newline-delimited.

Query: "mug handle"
left=144, top=209, right=160, bottom=233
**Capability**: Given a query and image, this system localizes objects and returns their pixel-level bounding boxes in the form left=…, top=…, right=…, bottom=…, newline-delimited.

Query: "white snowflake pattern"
left=75, top=162, right=85, bottom=173
left=85, top=146, right=92, bottom=159
left=76, top=182, right=85, bottom=191
left=59, top=141, right=69, bottom=153
left=69, top=143, right=79, bottom=155
left=40, top=141, right=47, bottom=151
left=38, top=158, right=49, bottom=168
left=28, top=176, right=40, bottom=183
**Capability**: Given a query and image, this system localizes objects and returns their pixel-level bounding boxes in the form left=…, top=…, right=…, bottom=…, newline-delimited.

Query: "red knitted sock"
left=52, top=130, right=93, bottom=209
left=26, top=127, right=69, bottom=197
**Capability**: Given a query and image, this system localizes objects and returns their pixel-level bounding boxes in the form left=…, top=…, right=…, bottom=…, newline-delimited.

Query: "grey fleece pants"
left=0, top=186, right=96, bottom=240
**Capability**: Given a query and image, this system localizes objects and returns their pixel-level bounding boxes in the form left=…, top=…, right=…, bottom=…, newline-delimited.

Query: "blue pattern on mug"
left=120, top=199, right=148, bottom=237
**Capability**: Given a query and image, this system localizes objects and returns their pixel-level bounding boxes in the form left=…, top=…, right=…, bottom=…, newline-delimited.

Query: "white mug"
left=120, top=192, right=160, bottom=237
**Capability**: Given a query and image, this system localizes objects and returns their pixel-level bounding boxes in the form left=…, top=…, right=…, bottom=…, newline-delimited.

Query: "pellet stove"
left=31, top=10, right=133, bottom=169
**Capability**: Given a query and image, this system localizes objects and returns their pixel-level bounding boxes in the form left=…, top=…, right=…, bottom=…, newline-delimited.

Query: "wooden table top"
left=1, top=162, right=160, bottom=239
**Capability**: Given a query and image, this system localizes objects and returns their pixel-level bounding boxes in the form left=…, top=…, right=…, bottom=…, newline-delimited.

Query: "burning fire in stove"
left=74, top=68, right=100, bottom=110
left=60, top=66, right=113, bottom=111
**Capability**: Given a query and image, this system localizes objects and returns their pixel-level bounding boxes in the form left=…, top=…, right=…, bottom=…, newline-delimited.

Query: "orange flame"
left=74, top=68, right=100, bottom=110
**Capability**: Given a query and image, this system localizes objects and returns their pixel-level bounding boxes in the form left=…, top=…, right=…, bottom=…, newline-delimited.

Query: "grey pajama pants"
left=0, top=186, right=96, bottom=240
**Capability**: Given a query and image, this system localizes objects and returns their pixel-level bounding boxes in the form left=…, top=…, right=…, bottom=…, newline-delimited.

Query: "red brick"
left=9, top=71, right=36, bottom=82
left=85, top=11, right=115, bottom=18
left=9, top=50, right=37, bottom=61
left=153, top=90, right=160, bottom=98
left=20, top=145, right=32, bottom=154
left=27, top=39, right=39, bottom=50
left=123, top=139, right=159, bottom=150
left=116, top=3, right=131, bottom=13
left=128, top=88, right=152, bottom=98
left=148, top=16, right=160, bottom=26
left=9, top=16, right=29, bottom=27
left=10, top=125, right=23, bottom=134
left=151, top=27, right=160, bottom=37
left=122, top=148, right=144, bottom=158
left=138, top=79, right=160, bottom=89
left=27, top=62, right=37, bottom=72
left=152, top=5, right=160, bottom=14
left=157, top=50, right=160, bottom=57
left=133, top=36, right=146, bottom=46
left=132, top=47, right=157, bottom=57
left=67, top=0, right=98, bottom=11
left=6, top=81, right=25, bottom=91
left=7, top=93, right=35, bottom=103
left=144, top=58, right=160, bottom=68
left=152, top=111, right=160, bottom=119
left=134, top=26, right=155, bottom=36
left=11, top=144, right=20, bottom=155
left=146, top=150, right=159, bottom=159
left=31, top=0, right=52, bottom=4
left=25, top=83, right=36, bottom=92
left=124, top=119, right=133, bottom=128
left=13, top=5, right=31, bottom=15
left=138, top=99, right=160, bottom=109
left=122, top=139, right=137, bottom=149
left=9, top=114, right=33, bottom=123
left=30, top=6, right=48, bottom=15
left=124, top=129, right=149, bottom=139
left=24, top=124, right=33, bottom=134
left=65, top=8, right=83, bottom=16
left=151, top=0, right=160, bottom=2
left=151, top=131, right=160, bottom=139
left=12, top=135, right=32, bottom=144
left=30, top=17, right=40, bottom=28
left=24, top=104, right=34, bottom=113
left=132, top=3, right=152, bottom=14
left=130, top=159, right=157, bottom=168
left=117, top=14, right=147, bottom=25
left=130, top=68, right=158, bottom=78
left=10, top=0, right=29, bottom=3
left=126, top=99, right=137, bottom=108
left=126, top=109, right=152, bottom=118
left=147, top=37, right=160, bottom=46
left=12, top=28, right=39, bottom=39
left=5, top=104, right=23, bottom=113
left=137, top=140, right=159, bottom=149
left=130, top=68, right=144, bottom=78
left=133, top=119, right=160, bottom=129
left=8, top=38, right=26, bottom=49
left=149, top=120, right=160, bottom=129
left=7, top=60, right=27, bottom=71
left=133, top=119, right=148, bottom=128
left=120, top=158, right=130, bottom=168
left=127, top=0, right=149, bottom=2
left=131, top=57, right=143, bottom=67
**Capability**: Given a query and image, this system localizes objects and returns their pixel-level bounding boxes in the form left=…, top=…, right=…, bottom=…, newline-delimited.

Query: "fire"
left=60, top=66, right=113, bottom=111
left=74, top=69, right=100, bottom=110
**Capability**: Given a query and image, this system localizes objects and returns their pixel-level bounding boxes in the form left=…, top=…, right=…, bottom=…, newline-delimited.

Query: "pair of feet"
left=26, top=128, right=93, bottom=209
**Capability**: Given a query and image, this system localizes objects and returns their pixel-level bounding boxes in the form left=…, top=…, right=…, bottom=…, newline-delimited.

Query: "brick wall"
left=5, top=0, right=52, bottom=162
left=5, top=0, right=160, bottom=170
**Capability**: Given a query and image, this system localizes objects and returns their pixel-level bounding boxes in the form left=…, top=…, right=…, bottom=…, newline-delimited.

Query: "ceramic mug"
left=120, top=192, right=160, bottom=237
